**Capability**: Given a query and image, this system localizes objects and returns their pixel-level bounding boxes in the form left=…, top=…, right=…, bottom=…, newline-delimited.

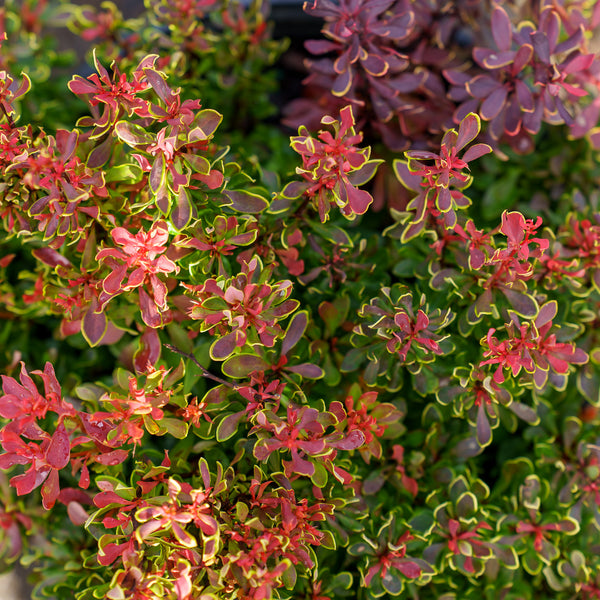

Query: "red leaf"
left=46, top=425, right=70, bottom=469
left=41, top=469, right=60, bottom=509
left=456, top=113, right=480, bottom=151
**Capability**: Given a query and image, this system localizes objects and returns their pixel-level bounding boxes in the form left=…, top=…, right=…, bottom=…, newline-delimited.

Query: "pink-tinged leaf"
left=345, top=184, right=373, bottom=215
left=102, top=263, right=127, bottom=295
left=286, top=363, right=324, bottom=379
left=134, top=327, right=161, bottom=373
left=562, top=53, right=595, bottom=75
left=396, top=560, right=422, bottom=579
left=216, top=411, right=244, bottom=442
left=96, top=449, right=129, bottom=466
left=172, top=522, right=197, bottom=548
left=143, top=68, right=171, bottom=103
left=480, top=86, right=508, bottom=120
left=46, top=425, right=70, bottom=469
left=183, top=153, right=210, bottom=175
left=12, top=468, right=47, bottom=496
left=210, top=331, right=239, bottom=361
left=253, top=440, right=272, bottom=461
left=32, top=247, right=73, bottom=269
left=149, top=153, right=166, bottom=194
left=222, top=354, right=269, bottom=378
left=289, top=453, right=315, bottom=476
left=406, top=150, right=439, bottom=160
left=192, top=109, right=222, bottom=140
left=82, top=301, right=107, bottom=347
left=462, top=143, right=492, bottom=163
left=456, top=113, right=481, bottom=151
left=68, top=75, right=99, bottom=96
left=436, top=187, right=452, bottom=212
left=329, top=430, right=365, bottom=451
left=114, top=121, right=153, bottom=146
left=67, top=501, right=89, bottom=526
left=139, top=288, right=163, bottom=329
left=0, top=453, right=30, bottom=469
left=535, top=300, right=557, bottom=328
left=223, top=190, right=269, bottom=214
left=491, top=6, right=512, bottom=51
left=0, top=396, right=21, bottom=419
left=171, top=188, right=192, bottom=231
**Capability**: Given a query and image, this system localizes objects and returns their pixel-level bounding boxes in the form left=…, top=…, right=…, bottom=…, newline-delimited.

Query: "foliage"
left=0, top=1, right=600, bottom=599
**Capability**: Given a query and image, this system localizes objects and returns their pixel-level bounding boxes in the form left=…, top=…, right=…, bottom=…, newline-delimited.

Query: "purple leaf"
left=286, top=363, right=324, bottom=379
left=512, top=44, right=533, bottom=74
left=480, top=85, right=508, bottom=120
left=467, top=75, right=501, bottom=99
left=436, top=187, right=452, bottom=212
left=531, top=32, right=550, bottom=63
left=491, top=6, right=512, bottom=52
left=304, top=39, right=340, bottom=55
left=143, top=68, right=172, bottom=103
left=223, top=190, right=269, bottom=214
left=171, top=188, right=192, bottom=231
left=281, top=311, right=308, bottom=356
left=222, top=354, right=269, bottom=378
left=360, top=53, right=388, bottom=77
left=216, top=411, right=245, bottom=442
left=476, top=404, right=492, bottom=447
left=82, top=301, right=107, bottom=347
left=515, top=79, right=534, bottom=112
left=332, top=69, right=352, bottom=97
left=210, top=331, right=239, bottom=360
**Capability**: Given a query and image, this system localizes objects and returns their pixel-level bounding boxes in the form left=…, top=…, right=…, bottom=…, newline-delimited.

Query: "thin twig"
left=164, top=343, right=238, bottom=390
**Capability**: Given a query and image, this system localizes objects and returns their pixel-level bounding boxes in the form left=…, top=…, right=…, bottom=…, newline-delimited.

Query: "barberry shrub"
left=1, top=1, right=600, bottom=599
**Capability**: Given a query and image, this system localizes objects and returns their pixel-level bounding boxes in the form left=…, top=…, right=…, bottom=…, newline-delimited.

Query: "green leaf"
left=158, top=417, right=188, bottom=438
left=481, top=168, right=519, bottom=220
left=105, top=163, right=142, bottom=183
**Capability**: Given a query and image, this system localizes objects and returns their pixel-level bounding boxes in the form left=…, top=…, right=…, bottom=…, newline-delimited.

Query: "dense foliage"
left=1, top=0, right=600, bottom=598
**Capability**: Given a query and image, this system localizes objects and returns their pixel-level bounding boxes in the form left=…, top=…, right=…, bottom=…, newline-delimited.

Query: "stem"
left=0, top=103, right=15, bottom=129
left=164, top=343, right=238, bottom=390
